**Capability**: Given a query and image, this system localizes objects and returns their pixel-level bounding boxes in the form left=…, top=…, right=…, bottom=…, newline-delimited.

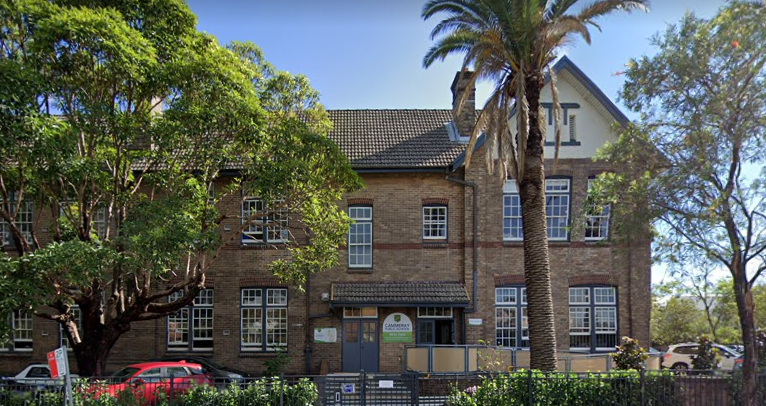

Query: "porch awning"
left=330, top=282, right=470, bottom=307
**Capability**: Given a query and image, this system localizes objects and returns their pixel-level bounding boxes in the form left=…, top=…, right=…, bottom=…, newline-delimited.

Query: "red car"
left=92, top=361, right=212, bottom=404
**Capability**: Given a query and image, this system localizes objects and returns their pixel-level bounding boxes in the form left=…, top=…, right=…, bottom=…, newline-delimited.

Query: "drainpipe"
left=305, top=270, right=312, bottom=375
left=445, top=176, right=478, bottom=345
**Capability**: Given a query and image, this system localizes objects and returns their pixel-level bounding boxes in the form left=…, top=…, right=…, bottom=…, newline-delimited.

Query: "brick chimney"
left=450, top=70, right=476, bottom=137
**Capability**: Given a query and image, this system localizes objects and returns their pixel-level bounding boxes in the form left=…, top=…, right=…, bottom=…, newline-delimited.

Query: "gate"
left=321, top=372, right=419, bottom=406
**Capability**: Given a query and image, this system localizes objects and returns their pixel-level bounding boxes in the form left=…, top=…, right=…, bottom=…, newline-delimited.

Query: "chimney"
left=450, top=70, right=476, bottom=137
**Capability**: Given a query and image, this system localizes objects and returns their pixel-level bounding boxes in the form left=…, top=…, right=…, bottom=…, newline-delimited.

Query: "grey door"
left=342, top=319, right=379, bottom=372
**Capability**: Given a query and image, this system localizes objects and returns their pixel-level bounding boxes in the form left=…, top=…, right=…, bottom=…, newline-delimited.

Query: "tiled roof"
left=331, top=281, right=470, bottom=306
left=326, top=110, right=466, bottom=169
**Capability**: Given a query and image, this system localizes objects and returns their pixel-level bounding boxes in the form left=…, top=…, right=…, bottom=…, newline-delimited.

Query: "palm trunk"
left=521, top=72, right=557, bottom=371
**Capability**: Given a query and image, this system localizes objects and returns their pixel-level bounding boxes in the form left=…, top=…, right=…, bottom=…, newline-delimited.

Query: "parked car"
left=151, top=356, right=251, bottom=388
left=91, top=361, right=212, bottom=404
left=5, top=363, right=79, bottom=389
left=728, top=344, right=745, bottom=354
left=663, top=343, right=741, bottom=371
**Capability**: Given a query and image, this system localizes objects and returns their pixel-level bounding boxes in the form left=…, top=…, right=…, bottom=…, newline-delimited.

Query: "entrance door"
left=342, top=319, right=379, bottom=372
left=417, top=320, right=455, bottom=344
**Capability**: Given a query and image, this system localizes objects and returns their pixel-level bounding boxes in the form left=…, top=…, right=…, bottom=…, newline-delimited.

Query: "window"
left=343, top=307, right=377, bottom=318
left=1, top=311, right=33, bottom=351
left=423, top=206, right=447, bottom=240
left=495, top=287, right=528, bottom=348
left=417, top=307, right=452, bottom=318
left=241, top=288, right=288, bottom=351
left=568, top=115, right=577, bottom=142
left=503, top=179, right=571, bottom=241
left=242, top=197, right=288, bottom=244
left=1, top=194, right=33, bottom=246
left=569, top=286, right=617, bottom=351
left=60, top=306, right=82, bottom=349
left=585, top=179, right=611, bottom=241
left=348, top=206, right=372, bottom=268
left=60, top=202, right=106, bottom=239
left=167, top=289, right=214, bottom=351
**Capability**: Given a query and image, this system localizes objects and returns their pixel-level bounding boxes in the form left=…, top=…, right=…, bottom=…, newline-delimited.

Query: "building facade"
left=1, top=57, right=650, bottom=376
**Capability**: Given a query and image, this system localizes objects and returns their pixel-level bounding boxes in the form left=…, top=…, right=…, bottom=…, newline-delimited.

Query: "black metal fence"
left=1, top=370, right=765, bottom=406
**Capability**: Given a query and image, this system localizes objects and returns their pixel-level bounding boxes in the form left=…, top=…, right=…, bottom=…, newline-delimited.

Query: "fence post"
left=528, top=368, right=533, bottom=406
left=279, top=373, right=284, bottom=406
left=168, top=374, right=174, bottom=406
left=640, top=368, right=646, bottom=406
left=606, top=354, right=612, bottom=372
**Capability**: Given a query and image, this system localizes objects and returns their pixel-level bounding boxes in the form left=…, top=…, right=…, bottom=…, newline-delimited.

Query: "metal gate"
left=320, top=372, right=418, bottom=406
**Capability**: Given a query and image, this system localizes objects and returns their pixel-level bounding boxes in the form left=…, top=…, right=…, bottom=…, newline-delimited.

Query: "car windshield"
left=109, top=367, right=140, bottom=383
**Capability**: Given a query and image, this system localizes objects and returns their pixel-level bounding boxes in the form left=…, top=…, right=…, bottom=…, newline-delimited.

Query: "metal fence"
left=1, top=370, right=765, bottom=406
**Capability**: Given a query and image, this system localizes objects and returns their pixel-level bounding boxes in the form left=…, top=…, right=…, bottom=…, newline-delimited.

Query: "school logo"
left=394, top=314, right=401, bottom=322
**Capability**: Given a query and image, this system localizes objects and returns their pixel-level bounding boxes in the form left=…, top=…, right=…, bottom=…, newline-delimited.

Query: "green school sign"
left=382, top=313, right=413, bottom=343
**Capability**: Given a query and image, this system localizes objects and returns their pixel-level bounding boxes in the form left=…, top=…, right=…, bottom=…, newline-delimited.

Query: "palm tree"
left=423, top=0, right=648, bottom=371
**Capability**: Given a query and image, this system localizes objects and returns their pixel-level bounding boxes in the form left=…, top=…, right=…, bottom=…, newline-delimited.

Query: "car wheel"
left=671, top=363, right=689, bottom=373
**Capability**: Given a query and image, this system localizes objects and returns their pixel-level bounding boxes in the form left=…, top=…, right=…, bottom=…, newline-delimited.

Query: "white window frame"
left=241, top=288, right=288, bottom=351
left=60, top=306, right=82, bottom=350
left=422, top=205, right=447, bottom=240
left=545, top=179, right=571, bottom=241
left=502, top=182, right=523, bottom=241
left=569, top=286, right=618, bottom=352
left=167, top=289, right=214, bottom=351
left=343, top=307, right=377, bottom=318
left=348, top=206, right=372, bottom=268
left=242, top=197, right=288, bottom=244
left=1, top=194, right=33, bottom=246
left=417, top=307, right=453, bottom=318
left=60, top=202, right=106, bottom=239
left=1, top=310, right=33, bottom=352
left=503, top=179, right=571, bottom=241
left=494, top=287, right=528, bottom=348
left=585, top=179, right=611, bottom=241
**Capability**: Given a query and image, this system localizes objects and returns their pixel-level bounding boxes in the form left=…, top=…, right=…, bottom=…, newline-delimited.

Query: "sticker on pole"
left=47, top=347, right=68, bottom=379
left=342, top=383, right=355, bottom=394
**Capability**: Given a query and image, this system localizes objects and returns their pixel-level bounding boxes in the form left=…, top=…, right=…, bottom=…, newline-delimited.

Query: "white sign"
left=314, top=328, right=337, bottom=343
left=342, top=383, right=355, bottom=394
left=47, top=347, right=68, bottom=378
left=382, top=313, right=413, bottom=343
left=379, top=380, right=394, bottom=388
left=468, top=318, right=483, bottom=326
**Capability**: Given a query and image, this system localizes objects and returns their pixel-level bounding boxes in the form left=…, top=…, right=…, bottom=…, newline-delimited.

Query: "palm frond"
left=577, top=0, right=649, bottom=27
left=545, top=15, right=592, bottom=45
left=515, top=65, right=528, bottom=181
left=423, top=30, right=481, bottom=68
left=549, top=65, right=562, bottom=172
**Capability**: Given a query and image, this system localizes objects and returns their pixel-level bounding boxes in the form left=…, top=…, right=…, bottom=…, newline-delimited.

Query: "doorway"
left=417, top=319, right=454, bottom=345
left=342, top=319, right=379, bottom=372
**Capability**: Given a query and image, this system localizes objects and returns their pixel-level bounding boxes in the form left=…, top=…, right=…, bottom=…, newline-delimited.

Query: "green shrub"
left=446, top=370, right=681, bottom=406
left=612, top=336, right=649, bottom=370
left=263, top=351, right=291, bottom=377
left=691, top=335, right=718, bottom=370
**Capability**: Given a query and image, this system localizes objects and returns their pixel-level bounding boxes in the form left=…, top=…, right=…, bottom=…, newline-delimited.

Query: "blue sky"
left=187, top=0, right=725, bottom=115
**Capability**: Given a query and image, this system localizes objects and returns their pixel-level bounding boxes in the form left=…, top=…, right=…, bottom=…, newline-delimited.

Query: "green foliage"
left=447, top=370, right=681, bottom=406
left=692, top=335, right=719, bottom=370
left=263, top=351, right=291, bottom=377
left=0, top=0, right=360, bottom=374
left=612, top=336, right=649, bottom=370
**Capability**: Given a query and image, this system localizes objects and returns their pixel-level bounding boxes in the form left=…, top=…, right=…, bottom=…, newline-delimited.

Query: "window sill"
left=347, top=268, right=373, bottom=274
left=164, top=350, right=214, bottom=354
left=422, top=241, right=448, bottom=248
left=240, top=243, right=288, bottom=249
left=544, top=140, right=581, bottom=146
left=239, top=351, right=288, bottom=358
left=0, top=351, right=33, bottom=357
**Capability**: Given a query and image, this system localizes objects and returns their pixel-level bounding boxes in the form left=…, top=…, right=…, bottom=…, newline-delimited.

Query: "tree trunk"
left=732, top=262, right=757, bottom=406
left=521, top=72, right=557, bottom=371
left=73, top=325, right=126, bottom=376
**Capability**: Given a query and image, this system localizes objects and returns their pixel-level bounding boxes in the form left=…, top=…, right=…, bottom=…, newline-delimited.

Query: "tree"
left=650, top=283, right=708, bottom=346
left=597, top=2, right=766, bottom=403
left=0, top=0, right=360, bottom=376
left=421, top=0, right=648, bottom=370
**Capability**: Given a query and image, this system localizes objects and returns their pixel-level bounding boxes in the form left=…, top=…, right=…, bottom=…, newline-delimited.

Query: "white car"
left=663, top=343, right=741, bottom=371
left=8, top=364, right=79, bottom=388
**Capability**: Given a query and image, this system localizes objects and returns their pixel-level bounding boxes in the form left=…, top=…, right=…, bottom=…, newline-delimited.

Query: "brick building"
left=1, top=57, right=650, bottom=375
